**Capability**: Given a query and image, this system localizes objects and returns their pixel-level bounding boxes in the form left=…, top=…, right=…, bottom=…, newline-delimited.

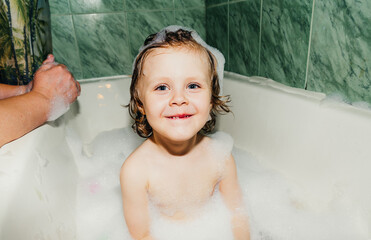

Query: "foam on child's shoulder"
left=207, top=131, right=234, bottom=158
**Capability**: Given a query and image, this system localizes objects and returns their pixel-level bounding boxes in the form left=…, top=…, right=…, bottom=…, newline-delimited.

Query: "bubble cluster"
left=65, top=128, right=367, bottom=240
left=47, top=96, right=70, bottom=121
left=135, top=25, right=225, bottom=93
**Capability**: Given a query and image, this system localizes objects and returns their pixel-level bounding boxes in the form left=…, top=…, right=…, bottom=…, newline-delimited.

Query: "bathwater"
left=66, top=127, right=366, bottom=240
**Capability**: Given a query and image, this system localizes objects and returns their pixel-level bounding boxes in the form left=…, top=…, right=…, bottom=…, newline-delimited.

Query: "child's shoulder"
left=120, top=141, right=155, bottom=191
left=120, top=139, right=154, bottom=174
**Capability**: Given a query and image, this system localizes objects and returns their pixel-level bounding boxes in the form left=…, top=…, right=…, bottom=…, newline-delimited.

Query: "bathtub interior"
left=0, top=115, right=78, bottom=239
left=1, top=74, right=371, bottom=239
left=0, top=78, right=132, bottom=239
left=221, top=73, right=371, bottom=208
left=219, top=73, right=371, bottom=237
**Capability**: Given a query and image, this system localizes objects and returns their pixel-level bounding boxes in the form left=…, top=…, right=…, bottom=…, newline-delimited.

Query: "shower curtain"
left=0, top=0, right=52, bottom=85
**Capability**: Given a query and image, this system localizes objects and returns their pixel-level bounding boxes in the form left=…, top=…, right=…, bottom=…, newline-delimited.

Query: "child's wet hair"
left=128, top=28, right=231, bottom=138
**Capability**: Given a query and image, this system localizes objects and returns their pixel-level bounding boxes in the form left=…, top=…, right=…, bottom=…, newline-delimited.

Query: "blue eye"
left=155, top=85, right=169, bottom=91
left=188, top=83, right=200, bottom=89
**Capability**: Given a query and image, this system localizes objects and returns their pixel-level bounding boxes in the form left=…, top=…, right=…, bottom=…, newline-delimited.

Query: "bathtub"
left=1, top=73, right=370, bottom=239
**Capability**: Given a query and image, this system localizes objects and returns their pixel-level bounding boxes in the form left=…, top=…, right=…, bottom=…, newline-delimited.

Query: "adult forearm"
left=0, top=84, right=29, bottom=99
left=0, top=91, right=50, bottom=147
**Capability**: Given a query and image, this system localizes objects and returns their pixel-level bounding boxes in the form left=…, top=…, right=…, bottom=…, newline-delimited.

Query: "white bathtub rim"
left=77, top=74, right=130, bottom=84
left=224, top=72, right=371, bottom=118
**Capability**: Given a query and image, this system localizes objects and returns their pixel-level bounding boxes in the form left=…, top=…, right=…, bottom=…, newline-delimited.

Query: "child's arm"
left=120, top=156, right=155, bottom=240
left=219, top=154, right=250, bottom=240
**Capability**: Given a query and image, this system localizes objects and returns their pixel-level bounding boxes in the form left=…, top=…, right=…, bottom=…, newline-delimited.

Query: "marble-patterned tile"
left=69, top=0, right=125, bottom=14
left=307, top=0, right=371, bottom=103
left=174, top=0, right=205, bottom=9
left=260, top=0, right=311, bottom=88
left=127, top=10, right=175, bottom=58
left=49, top=0, right=70, bottom=15
left=125, top=0, right=173, bottom=10
left=206, top=4, right=229, bottom=70
left=205, top=0, right=228, bottom=7
left=51, top=15, right=82, bottom=79
left=229, top=0, right=260, bottom=76
left=175, top=8, right=206, bottom=40
left=73, top=13, right=131, bottom=79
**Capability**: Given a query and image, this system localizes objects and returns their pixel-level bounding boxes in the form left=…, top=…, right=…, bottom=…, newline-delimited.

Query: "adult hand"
left=32, top=54, right=81, bottom=105
left=0, top=54, right=81, bottom=147
left=31, top=54, right=81, bottom=121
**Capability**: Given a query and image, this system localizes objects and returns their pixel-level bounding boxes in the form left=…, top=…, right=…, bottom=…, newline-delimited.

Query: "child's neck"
left=150, top=133, right=203, bottom=156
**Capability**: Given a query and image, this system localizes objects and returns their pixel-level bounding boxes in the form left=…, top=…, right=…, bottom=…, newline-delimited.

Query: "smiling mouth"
left=166, top=114, right=193, bottom=119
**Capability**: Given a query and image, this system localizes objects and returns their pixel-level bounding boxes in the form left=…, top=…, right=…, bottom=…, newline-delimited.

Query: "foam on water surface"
left=66, top=128, right=368, bottom=240
left=149, top=190, right=233, bottom=240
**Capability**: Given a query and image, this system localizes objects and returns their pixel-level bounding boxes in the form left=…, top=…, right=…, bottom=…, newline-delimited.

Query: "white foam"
left=207, top=131, right=234, bottom=173
left=209, top=131, right=234, bottom=154
left=66, top=127, right=143, bottom=240
left=136, top=25, right=225, bottom=93
left=47, top=96, right=70, bottom=121
left=150, top=190, right=233, bottom=240
left=65, top=128, right=368, bottom=240
left=233, top=148, right=368, bottom=240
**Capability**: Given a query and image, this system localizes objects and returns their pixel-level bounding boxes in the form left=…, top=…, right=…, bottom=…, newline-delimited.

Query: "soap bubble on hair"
left=136, top=25, right=225, bottom=93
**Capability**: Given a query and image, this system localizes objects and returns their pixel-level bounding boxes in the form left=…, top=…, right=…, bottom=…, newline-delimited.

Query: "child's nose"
left=170, top=90, right=188, bottom=106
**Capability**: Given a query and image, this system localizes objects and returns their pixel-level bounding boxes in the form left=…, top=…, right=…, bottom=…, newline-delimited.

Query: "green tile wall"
left=126, top=10, right=175, bottom=58
left=260, top=0, right=311, bottom=88
left=206, top=4, right=229, bottom=69
left=50, top=0, right=371, bottom=104
left=50, top=0, right=205, bottom=80
left=50, top=15, right=82, bottom=79
left=307, top=0, right=371, bottom=103
left=206, top=0, right=371, bottom=104
left=229, top=1, right=260, bottom=76
left=73, top=13, right=131, bottom=79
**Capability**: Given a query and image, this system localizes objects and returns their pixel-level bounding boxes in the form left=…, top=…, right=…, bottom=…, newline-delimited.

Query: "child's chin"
left=165, top=130, right=200, bottom=142
left=168, top=135, right=195, bottom=142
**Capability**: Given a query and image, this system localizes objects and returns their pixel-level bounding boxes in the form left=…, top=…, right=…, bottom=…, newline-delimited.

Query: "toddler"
left=120, top=26, right=250, bottom=240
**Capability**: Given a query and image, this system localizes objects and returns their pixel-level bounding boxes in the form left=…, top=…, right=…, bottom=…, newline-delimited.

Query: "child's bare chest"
left=147, top=157, right=222, bottom=219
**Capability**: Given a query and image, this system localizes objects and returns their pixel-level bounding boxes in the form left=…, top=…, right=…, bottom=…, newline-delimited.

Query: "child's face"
left=137, top=47, right=212, bottom=142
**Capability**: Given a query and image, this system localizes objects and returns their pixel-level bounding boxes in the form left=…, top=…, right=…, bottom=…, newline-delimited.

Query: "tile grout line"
left=205, top=2, right=207, bottom=42
left=229, top=0, right=246, bottom=4
left=258, top=0, right=263, bottom=75
left=123, top=0, right=133, bottom=65
left=304, top=0, right=316, bottom=90
left=227, top=0, right=230, bottom=71
left=51, top=6, right=204, bottom=17
left=124, top=0, right=135, bottom=64
left=173, top=0, right=175, bottom=23
left=207, top=2, right=230, bottom=9
left=68, top=0, right=83, bottom=79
